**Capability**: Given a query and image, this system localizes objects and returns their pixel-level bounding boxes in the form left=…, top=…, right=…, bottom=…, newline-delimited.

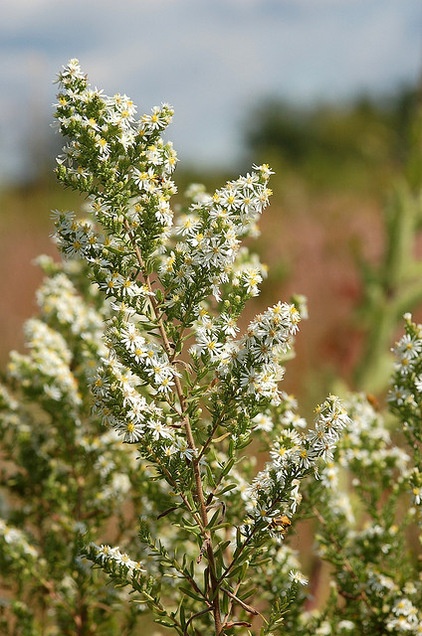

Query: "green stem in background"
left=353, top=107, right=422, bottom=393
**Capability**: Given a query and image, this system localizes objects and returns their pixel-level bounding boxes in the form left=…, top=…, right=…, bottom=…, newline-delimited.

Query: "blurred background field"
left=1, top=83, right=421, bottom=408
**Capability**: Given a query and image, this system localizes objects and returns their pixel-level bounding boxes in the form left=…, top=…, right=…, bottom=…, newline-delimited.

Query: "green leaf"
left=215, top=482, right=237, bottom=496
left=214, top=540, right=231, bottom=556
left=219, top=457, right=235, bottom=479
left=207, top=508, right=222, bottom=529
left=205, top=462, right=216, bottom=488
left=179, top=602, right=186, bottom=630
left=178, top=584, right=204, bottom=603
left=155, top=616, right=178, bottom=628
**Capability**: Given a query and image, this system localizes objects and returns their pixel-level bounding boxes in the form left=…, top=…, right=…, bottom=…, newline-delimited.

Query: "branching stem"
left=125, top=221, right=223, bottom=634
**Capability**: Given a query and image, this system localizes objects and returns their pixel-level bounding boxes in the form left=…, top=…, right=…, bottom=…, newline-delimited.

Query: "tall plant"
left=0, top=60, right=420, bottom=635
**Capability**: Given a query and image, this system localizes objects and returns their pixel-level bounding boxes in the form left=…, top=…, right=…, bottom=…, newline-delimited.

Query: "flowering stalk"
left=44, top=59, right=351, bottom=634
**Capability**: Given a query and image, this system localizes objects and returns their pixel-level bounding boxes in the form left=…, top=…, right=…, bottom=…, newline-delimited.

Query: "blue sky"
left=0, top=0, right=421, bottom=183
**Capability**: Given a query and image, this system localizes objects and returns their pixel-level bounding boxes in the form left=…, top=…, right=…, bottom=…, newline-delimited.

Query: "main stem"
left=127, top=224, right=223, bottom=634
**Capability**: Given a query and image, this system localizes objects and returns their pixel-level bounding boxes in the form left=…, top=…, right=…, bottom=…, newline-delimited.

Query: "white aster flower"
left=288, top=569, right=308, bottom=586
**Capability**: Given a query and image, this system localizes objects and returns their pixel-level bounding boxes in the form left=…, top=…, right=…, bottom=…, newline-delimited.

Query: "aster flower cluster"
left=0, top=520, right=38, bottom=564
left=308, top=389, right=422, bottom=634
left=320, top=392, right=410, bottom=502
left=161, top=163, right=273, bottom=311
left=218, top=301, right=301, bottom=403
left=388, top=314, right=422, bottom=418
left=8, top=317, right=82, bottom=415
left=244, top=395, right=349, bottom=540
left=83, top=542, right=146, bottom=586
left=388, top=314, right=422, bottom=422
left=0, top=257, right=150, bottom=634
left=388, top=313, right=422, bottom=510
left=91, top=351, right=171, bottom=447
left=52, top=59, right=275, bottom=334
left=53, top=59, right=177, bottom=323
